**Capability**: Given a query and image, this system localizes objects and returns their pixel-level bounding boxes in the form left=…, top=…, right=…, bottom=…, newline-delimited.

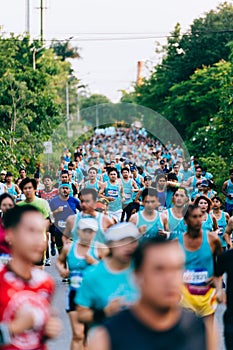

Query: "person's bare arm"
left=223, top=217, right=233, bottom=248
left=132, top=180, right=139, bottom=192
left=135, top=189, right=142, bottom=203
left=56, top=244, right=70, bottom=278
left=14, top=184, right=21, bottom=195
left=102, top=215, right=115, bottom=231
left=222, top=180, right=229, bottom=198
left=208, top=232, right=222, bottom=256
left=129, top=213, right=137, bottom=225
left=88, top=327, right=110, bottom=350
left=63, top=214, right=76, bottom=239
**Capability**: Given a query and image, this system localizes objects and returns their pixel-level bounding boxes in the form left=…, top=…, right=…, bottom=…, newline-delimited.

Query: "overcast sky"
left=0, top=0, right=226, bottom=101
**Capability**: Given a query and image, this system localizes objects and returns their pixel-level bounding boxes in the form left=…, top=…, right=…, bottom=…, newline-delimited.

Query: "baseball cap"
left=1, top=170, right=6, bottom=175
left=105, top=222, right=140, bottom=242
left=200, top=179, right=209, bottom=187
left=160, top=160, right=165, bottom=165
left=59, top=182, right=70, bottom=189
left=144, top=175, right=152, bottom=181
left=78, top=218, right=98, bottom=231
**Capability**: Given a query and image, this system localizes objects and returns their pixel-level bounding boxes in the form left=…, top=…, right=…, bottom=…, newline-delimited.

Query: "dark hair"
left=42, top=174, right=53, bottom=181
left=121, top=167, right=129, bottom=173
left=195, top=166, right=202, bottom=171
left=167, top=172, right=178, bottom=181
left=61, top=170, right=69, bottom=175
left=211, top=195, right=222, bottom=204
left=194, top=195, right=212, bottom=213
left=3, top=205, right=41, bottom=229
left=0, top=193, right=15, bottom=207
left=141, top=188, right=158, bottom=201
left=19, top=178, right=37, bottom=191
left=68, top=162, right=75, bottom=167
left=88, top=167, right=98, bottom=173
left=183, top=204, right=199, bottom=221
left=229, top=169, right=233, bottom=175
left=107, top=167, right=118, bottom=176
left=79, top=188, right=98, bottom=201
left=156, top=173, right=166, bottom=181
left=133, top=237, right=176, bottom=271
left=19, top=168, right=26, bottom=174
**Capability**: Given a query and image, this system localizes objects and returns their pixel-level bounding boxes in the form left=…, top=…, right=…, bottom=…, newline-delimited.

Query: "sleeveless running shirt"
left=105, top=181, right=122, bottom=212
left=226, top=179, right=233, bottom=204
left=136, top=210, right=163, bottom=241
left=167, top=208, right=186, bottom=240
left=178, top=232, right=214, bottom=287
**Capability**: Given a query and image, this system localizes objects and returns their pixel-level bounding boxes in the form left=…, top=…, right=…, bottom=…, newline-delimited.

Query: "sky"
left=0, top=0, right=227, bottom=102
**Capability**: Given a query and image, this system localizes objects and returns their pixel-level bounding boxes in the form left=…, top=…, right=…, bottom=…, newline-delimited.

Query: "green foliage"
left=0, top=34, right=76, bottom=175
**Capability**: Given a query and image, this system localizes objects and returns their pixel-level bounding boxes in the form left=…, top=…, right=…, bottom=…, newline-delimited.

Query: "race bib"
left=108, top=189, right=119, bottom=198
left=125, top=192, right=131, bottom=199
left=58, top=220, right=66, bottom=228
left=70, top=271, right=83, bottom=289
left=218, top=226, right=224, bottom=236
left=183, top=269, right=208, bottom=285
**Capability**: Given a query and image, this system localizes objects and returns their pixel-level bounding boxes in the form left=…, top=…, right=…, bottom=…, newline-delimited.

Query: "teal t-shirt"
left=75, top=260, right=139, bottom=311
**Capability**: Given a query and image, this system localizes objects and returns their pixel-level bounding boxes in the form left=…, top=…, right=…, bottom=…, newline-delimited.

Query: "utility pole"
left=40, top=0, right=44, bottom=43
left=25, top=0, right=30, bottom=34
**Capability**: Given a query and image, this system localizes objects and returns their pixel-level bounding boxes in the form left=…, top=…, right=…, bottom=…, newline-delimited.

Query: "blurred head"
left=106, top=223, right=139, bottom=264
left=19, top=169, right=26, bottom=179
left=88, top=167, right=98, bottom=180
left=4, top=206, right=46, bottom=263
left=121, top=167, right=130, bottom=179
left=156, top=174, right=166, bottom=189
left=195, top=166, right=202, bottom=178
left=133, top=238, right=184, bottom=311
left=108, top=168, right=118, bottom=181
left=229, top=169, right=233, bottom=181
left=141, top=188, right=160, bottom=213
left=144, top=176, right=152, bottom=187
left=184, top=205, right=202, bottom=232
left=172, top=187, right=189, bottom=208
left=60, top=170, right=69, bottom=183
left=19, top=178, right=37, bottom=200
left=194, top=195, right=212, bottom=213
left=42, top=174, right=53, bottom=188
left=79, top=188, right=98, bottom=213
left=0, top=170, right=6, bottom=182
left=77, top=218, right=98, bottom=245
left=211, top=196, right=222, bottom=210
left=0, top=193, right=15, bottom=214
left=5, top=172, right=13, bottom=183
left=59, top=184, right=70, bottom=198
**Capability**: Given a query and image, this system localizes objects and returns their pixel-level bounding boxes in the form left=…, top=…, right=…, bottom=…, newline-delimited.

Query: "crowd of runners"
left=0, top=125, right=233, bottom=349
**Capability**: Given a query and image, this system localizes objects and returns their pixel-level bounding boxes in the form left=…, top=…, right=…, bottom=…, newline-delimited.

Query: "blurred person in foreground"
left=0, top=205, right=61, bottom=349
left=88, top=238, right=209, bottom=350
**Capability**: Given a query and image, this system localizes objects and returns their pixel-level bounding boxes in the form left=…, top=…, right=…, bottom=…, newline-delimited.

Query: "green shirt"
left=17, top=197, right=50, bottom=218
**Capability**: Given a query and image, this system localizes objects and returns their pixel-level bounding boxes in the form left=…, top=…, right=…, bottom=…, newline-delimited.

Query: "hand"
left=60, top=268, right=69, bottom=278
left=216, top=289, right=226, bottom=304
left=107, top=197, right=115, bottom=202
left=85, top=254, right=97, bottom=265
left=8, top=307, right=35, bottom=335
left=158, top=229, right=170, bottom=239
left=57, top=206, right=64, bottom=212
left=104, top=298, right=123, bottom=317
left=43, top=315, right=62, bottom=339
left=139, top=225, right=147, bottom=235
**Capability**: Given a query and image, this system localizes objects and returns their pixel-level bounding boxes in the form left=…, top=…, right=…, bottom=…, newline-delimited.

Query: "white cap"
left=105, top=222, right=140, bottom=242
left=78, top=218, right=98, bottom=232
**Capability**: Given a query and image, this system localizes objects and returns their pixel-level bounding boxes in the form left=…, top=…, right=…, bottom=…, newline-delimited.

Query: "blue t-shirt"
left=76, top=260, right=139, bottom=311
left=50, top=196, right=81, bottom=232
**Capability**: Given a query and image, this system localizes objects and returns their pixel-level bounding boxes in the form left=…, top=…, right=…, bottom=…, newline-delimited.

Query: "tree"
left=50, top=39, right=81, bottom=62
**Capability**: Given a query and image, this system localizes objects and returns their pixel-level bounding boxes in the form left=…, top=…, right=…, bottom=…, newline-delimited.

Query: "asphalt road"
left=45, top=255, right=226, bottom=350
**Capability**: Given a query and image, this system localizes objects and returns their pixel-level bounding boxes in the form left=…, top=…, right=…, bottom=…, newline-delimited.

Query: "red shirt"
left=0, top=265, right=55, bottom=350
left=0, top=219, right=10, bottom=255
left=38, top=188, right=59, bottom=203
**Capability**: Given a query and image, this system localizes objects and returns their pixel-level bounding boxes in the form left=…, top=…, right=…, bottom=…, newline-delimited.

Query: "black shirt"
left=216, top=249, right=233, bottom=315
left=103, top=308, right=206, bottom=350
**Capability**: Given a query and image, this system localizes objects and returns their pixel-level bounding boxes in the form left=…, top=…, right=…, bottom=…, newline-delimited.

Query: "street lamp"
left=31, top=46, right=45, bottom=70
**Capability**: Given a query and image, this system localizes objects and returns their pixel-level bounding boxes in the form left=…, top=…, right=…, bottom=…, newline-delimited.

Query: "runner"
left=194, top=196, right=218, bottom=232
left=0, top=193, right=15, bottom=265
left=49, top=183, right=81, bottom=254
left=211, top=196, right=229, bottom=250
left=162, top=187, right=189, bottom=240
left=129, top=188, right=167, bottom=241
left=18, top=178, right=51, bottom=268
left=76, top=222, right=140, bottom=327
left=0, top=170, right=6, bottom=184
left=99, top=168, right=125, bottom=222
left=120, top=167, right=138, bottom=222
left=88, top=237, right=208, bottom=350
left=0, top=205, right=61, bottom=349
left=84, top=167, right=103, bottom=192
left=56, top=218, right=109, bottom=350
left=154, top=174, right=167, bottom=211
left=39, top=174, right=59, bottom=264
left=178, top=205, right=222, bottom=349
left=222, top=169, right=233, bottom=216
left=63, top=188, right=114, bottom=245
left=5, top=172, right=21, bottom=201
